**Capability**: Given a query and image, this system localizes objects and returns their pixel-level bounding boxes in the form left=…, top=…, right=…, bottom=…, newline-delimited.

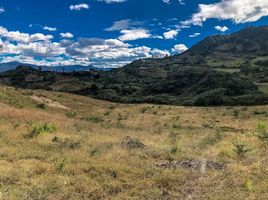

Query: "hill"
left=1, top=65, right=267, bottom=106
left=0, top=26, right=268, bottom=106
left=176, top=25, right=268, bottom=69
left=0, top=85, right=267, bottom=199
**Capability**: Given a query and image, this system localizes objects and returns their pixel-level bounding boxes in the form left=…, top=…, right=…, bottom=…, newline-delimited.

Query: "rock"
left=155, top=159, right=226, bottom=172
left=121, top=136, right=145, bottom=150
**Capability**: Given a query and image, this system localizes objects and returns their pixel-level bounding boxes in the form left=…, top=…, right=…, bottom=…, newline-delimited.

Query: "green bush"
left=256, top=123, right=268, bottom=141
left=65, top=111, right=77, bottom=118
left=28, top=123, right=57, bottom=138
left=233, top=141, right=250, bottom=157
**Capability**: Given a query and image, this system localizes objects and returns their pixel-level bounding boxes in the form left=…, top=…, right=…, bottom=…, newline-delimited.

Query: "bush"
left=57, top=157, right=67, bottom=173
left=233, top=142, right=250, bottom=157
left=81, top=116, right=104, bottom=123
left=52, top=137, right=80, bottom=149
left=36, top=103, right=46, bottom=109
left=65, top=111, right=77, bottom=118
left=28, top=123, right=57, bottom=138
left=256, top=123, right=268, bottom=141
left=169, top=146, right=179, bottom=155
left=140, top=107, right=149, bottom=113
left=90, top=148, right=101, bottom=156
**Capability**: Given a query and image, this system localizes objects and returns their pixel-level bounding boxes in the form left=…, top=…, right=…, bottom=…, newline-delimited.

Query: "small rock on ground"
left=121, top=136, right=145, bottom=150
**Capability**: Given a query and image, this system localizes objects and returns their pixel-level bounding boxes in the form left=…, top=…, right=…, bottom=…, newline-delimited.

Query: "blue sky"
left=0, top=0, right=267, bottom=68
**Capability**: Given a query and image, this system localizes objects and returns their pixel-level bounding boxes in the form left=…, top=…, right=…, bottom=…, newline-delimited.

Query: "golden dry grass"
left=0, top=86, right=267, bottom=199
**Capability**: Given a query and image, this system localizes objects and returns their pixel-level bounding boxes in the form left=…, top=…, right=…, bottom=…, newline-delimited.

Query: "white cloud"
left=151, top=48, right=170, bottom=58
left=105, top=19, right=142, bottom=31
left=163, top=29, right=178, bottom=39
left=0, top=28, right=53, bottom=43
left=163, top=0, right=185, bottom=5
left=172, top=44, right=188, bottom=54
left=215, top=25, right=229, bottom=32
left=0, top=7, right=5, bottom=13
left=60, top=32, right=74, bottom=38
left=0, top=26, right=8, bottom=35
left=97, top=0, right=127, bottom=3
left=43, top=26, right=57, bottom=31
left=70, top=3, right=89, bottom=11
left=118, top=29, right=152, bottom=41
left=163, top=0, right=171, bottom=4
left=0, top=26, right=170, bottom=68
left=185, top=0, right=268, bottom=26
left=189, top=33, right=201, bottom=38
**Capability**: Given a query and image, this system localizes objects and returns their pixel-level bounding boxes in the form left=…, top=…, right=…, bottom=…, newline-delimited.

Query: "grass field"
left=0, top=86, right=267, bottom=199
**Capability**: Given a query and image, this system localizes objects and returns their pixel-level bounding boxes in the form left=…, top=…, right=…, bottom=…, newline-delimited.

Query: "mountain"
left=0, top=62, right=111, bottom=73
left=0, top=26, right=268, bottom=106
left=175, top=26, right=268, bottom=69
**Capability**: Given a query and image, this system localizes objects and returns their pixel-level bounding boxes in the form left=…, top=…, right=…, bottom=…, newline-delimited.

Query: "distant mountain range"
left=0, top=26, right=268, bottom=106
left=0, top=62, right=112, bottom=73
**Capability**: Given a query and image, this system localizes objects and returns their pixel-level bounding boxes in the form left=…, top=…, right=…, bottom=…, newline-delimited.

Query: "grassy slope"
left=0, top=86, right=267, bottom=199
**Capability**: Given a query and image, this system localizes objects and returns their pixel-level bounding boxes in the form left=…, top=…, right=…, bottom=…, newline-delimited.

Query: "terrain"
left=0, top=86, right=267, bottom=199
left=0, top=26, right=268, bottom=106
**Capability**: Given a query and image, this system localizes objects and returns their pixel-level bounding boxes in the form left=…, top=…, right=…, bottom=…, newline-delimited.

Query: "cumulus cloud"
left=118, top=29, right=152, bottom=41
left=70, top=3, right=89, bottom=11
left=60, top=32, right=74, bottom=38
left=151, top=48, right=170, bottom=57
left=0, top=27, right=53, bottom=43
left=43, top=26, right=57, bottom=31
left=172, top=44, right=188, bottom=54
left=0, top=26, right=170, bottom=68
left=215, top=25, right=229, bottom=32
left=163, top=29, right=179, bottom=39
left=184, top=0, right=268, bottom=26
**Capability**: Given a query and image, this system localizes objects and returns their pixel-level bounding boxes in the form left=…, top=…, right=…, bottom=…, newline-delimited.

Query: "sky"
left=0, top=0, right=267, bottom=68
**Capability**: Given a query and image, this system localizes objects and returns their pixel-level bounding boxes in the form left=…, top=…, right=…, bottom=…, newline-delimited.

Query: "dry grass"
left=0, top=86, right=267, bottom=199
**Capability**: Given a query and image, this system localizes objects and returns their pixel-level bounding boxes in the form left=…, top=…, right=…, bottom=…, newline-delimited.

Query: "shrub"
left=28, top=123, right=57, bottom=138
left=244, top=179, right=253, bottom=192
left=65, top=111, right=77, bottom=118
left=81, top=116, right=104, bottom=123
left=256, top=123, right=268, bottom=141
left=57, top=157, right=67, bottom=173
left=140, top=107, right=149, bottom=113
left=36, top=103, right=46, bottom=109
left=90, top=148, right=101, bottom=156
left=172, top=124, right=181, bottom=129
left=52, top=137, right=80, bottom=149
left=233, top=142, right=250, bottom=157
left=169, top=146, right=179, bottom=155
